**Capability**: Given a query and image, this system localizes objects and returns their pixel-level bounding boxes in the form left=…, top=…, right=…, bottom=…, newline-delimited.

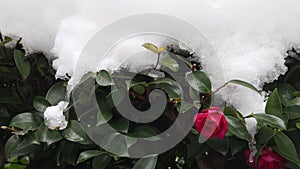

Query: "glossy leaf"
left=5, top=135, right=39, bottom=158
left=227, top=79, right=260, bottom=94
left=77, top=150, right=105, bottom=164
left=92, top=154, right=111, bottom=169
left=13, top=49, right=31, bottom=80
left=278, top=83, right=296, bottom=106
left=63, top=120, right=92, bottom=145
left=132, top=155, right=158, bottom=169
left=185, top=70, right=211, bottom=93
left=253, top=113, right=286, bottom=130
left=265, top=89, right=282, bottom=118
left=33, top=96, right=51, bottom=112
left=96, top=70, right=114, bottom=86
left=225, top=116, right=251, bottom=141
left=230, top=137, right=247, bottom=156
left=37, top=123, right=63, bottom=146
left=110, top=117, right=129, bottom=133
left=288, top=97, right=300, bottom=107
left=207, top=137, right=229, bottom=156
left=160, top=57, right=179, bottom=72
left=46, top=82, right=67, bottom=105
left=273, top=132, right=300, bottom=167
left=10, top=113, right=43, bottom=135
left=142, top=43, right=159, bottom=54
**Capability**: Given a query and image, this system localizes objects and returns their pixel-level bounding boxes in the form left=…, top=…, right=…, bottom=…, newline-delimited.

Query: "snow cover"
left=1, top=0, right=300, bottom=117
left=43, top=101, right=69, bottom=130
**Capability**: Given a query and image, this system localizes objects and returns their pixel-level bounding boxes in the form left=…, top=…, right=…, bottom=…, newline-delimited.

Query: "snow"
left=43, top=101, right=69, bottom=130
left=1, top=0, right=300, bottom=117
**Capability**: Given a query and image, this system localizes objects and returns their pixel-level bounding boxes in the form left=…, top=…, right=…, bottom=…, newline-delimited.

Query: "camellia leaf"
left=273, top=132, right=300, bottom=167
left=288, top=97, right=300, bottom=107
left=132, top=155, right=158, bottom=169
left=110, top=117, right=129, bottom=133
left=5, top=135, right=39, bottom=158
left=225, top=116, right=251, bottom=141
left=13, top=49, right=31, bottom=80
left=46, top=81, right=67, bottom=105
left=296, top=122, right=300, bottom=130
left=0, top=36, right=13, bottom=45
left=278, top=83, right=296, bottom=106
left=265, top=89, right=282, bottom=118
left=159, top=57, right=179, bottom=72
left=33, top=96, right=51, bottom=112
left=10, top=113, right=43, bottom=135
left=230, top=137, right=247, bottom=156
left=227, top=80, right=260, bottom=94
left=4, top=163, right=26, bottom=169
left=63, top=120, right=93, bottom=145
left=142, top=43, right=159, bottom=54
left=185, top=70, right=211, bottom=93
left=92, top=154, right=112, bottom=169
left=37, top=123, right=63, bottom=146
left=253, top=113, right=286, bottom=130
left=96, top=70, right=114, bottom=86
left=207, top=137, right=229, bottom=156
left=76, top=150, right=105, bottom=164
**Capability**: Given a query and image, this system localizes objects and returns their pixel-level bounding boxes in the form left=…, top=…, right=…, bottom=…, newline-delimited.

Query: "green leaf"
left=253, top=113, right=286, bottom=130
left=142, top=43, right=159, bottom=54
left=130, top=126, right=160, bottom=141
left=132, top=155, right=158, bottom=169
left=296, top=122, right=300, bottom=130
left=132, top=85, right=146, bottom=95
left=278, top=83, right=296, bottom=106
left=288, top=97, right=300, bottom=107
left=4, top=163, right=26, bottom=169
left=273, top=132, right=300, bottom=167
left=293, top=91, right=300, bottom=97
left=227, top=80, right=260, bottom=94
left=225, top=116, right=251, bottom=141
left=265, top=89, right=282, bottom=118
left=223, top=107, right=244, bottom=122
left=110, top=118, right=129, bottom=133
left=96, top=104, right=113, bottom=126
left=10, top=113, right=43, bottom=135
left=283, top=106, right=300, bottom=120
left=76, top=150, right=105, bottom=164
left=46, top=82, right=67, bottom=105
left=5, top=135, right=39, bottom=158
left=92, top=154, right=111, bottom=169
left=33, top=96, right=51, bottom=112
left=230, top=137, right=247, bottom=156
left=63, top=120, right=92, bottom=145
left=13, top=49, right=31, bottom=80
left=0, top=36, right=13, bottom=45
left=160, top=57, right=179, bottom=72
left=96, top=70, right=114, bottom=86
left=207, top=137, right=229, bottom=156
left=37, top=123, right=63, bottom=146
left=185, top=70, right=211, bottom=93
left=19, top=156, right=30, bottom=165
left=152, top=82, right=181, bottom=101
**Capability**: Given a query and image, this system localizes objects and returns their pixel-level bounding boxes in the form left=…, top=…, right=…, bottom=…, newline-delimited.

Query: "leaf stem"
left=212, top=82, right=229, bottom=95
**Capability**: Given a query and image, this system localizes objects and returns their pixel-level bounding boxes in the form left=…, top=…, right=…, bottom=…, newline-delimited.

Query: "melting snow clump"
left=44, top=101, right=69, bottom=130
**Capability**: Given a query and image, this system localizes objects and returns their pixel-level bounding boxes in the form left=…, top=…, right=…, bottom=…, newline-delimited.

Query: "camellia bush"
left=1, top=34, right=300, bottom=169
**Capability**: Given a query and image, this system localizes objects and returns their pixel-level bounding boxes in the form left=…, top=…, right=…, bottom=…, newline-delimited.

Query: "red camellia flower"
left=194, top=107, right=228, bottom=140
left=245, top=147, right=287, bottom=169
